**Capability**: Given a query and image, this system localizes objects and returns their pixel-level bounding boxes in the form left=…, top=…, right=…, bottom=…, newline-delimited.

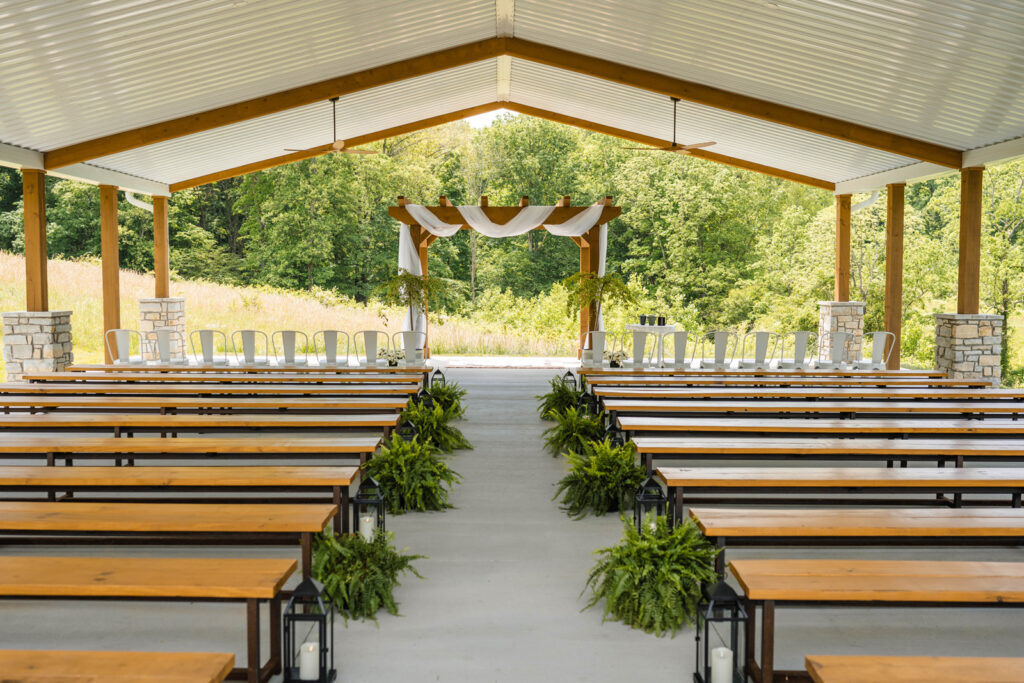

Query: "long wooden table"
left=0, top=556, right=295, bottom=683
left=731, top=559, right=1024, bottom=683
left=586, top=376, right=990, bottom=387
left=594, top=386, right=1024, bottom=400
left=0, top=465, right=358, bottom=532
left=657, top=466, right=1024, bottom=522
left=26, top=372, right=422, bottom=384
left=605, top=398, right=1024, bottom=417
left=0, top=394, right=408, bottom=414
left=0, top=381, right=419, bottom=397
left=690, top=507, right=1024, bottom=573
left=805, top=654, right=1024, bottom=683
left=580, top=367, right=945, bottom=378
left=0, top=501, right=334, bottom=578
left=619, top=416, right=1024, bottom=438
left=0, top=650, right=234, bottom=682
left=0, top=435, right=381, bottom=466
left=0, top=412, right=399, bottom=438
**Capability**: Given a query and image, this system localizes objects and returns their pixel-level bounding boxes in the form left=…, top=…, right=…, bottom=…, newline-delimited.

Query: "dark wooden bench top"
left=634, top=436, right=1024, bottom=456
left=0, top=555, right=296, bottom=599
left=587, top=376, right=990, bottom=387
left=0, top=412, right=398, bottom=430
left=0, top=434, right=380, bottom=455
left=605, top=398, right=1024, bottom=414
left=0, top=650, right=234, bottom=682
left=0, top=395, right=407, bottom=411
left=0, top=381, right=418, bottom=396
left=594, top=386, right=1024, bottom=400
left=730, top=558, right=1024, bottom=603
left=0, top=501, right=336, bottom=533
left=620, top=416, right=1024, bottom=435
left=657, top=466, right=1024, bottom=488
left=27, top=372, right=421, bottom=384
left=580, top=368, right=944, bottom=378
left=805, top=655, right=1024, bottom=683
left=0, top=464, right=357, bottom=487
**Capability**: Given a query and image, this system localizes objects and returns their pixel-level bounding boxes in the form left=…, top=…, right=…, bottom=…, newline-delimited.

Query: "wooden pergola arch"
left=388, top=195, right=621, bottom=353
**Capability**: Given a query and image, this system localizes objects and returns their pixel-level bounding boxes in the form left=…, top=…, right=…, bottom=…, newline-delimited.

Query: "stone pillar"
left=138, top=297, right=186, bottom=361
left=934, top=313, right=1002, bottom=386
left=2, top=311, right=73, bottom=381
left=818, top=301, right=865, bottom=362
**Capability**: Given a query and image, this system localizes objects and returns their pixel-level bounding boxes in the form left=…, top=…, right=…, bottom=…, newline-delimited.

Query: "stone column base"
left=818, top=301, right=865, bottom=362
left=934, top=313, right=1002, bottom=385
left=2, top=311, right=74, bottom=381
left=139, top=297, right=186, bottom=360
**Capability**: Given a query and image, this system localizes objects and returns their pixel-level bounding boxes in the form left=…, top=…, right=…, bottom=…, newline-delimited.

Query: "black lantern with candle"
left=694, top=581, right=747, bottom=683
left=352, top=475, right=385, bottom=541
left=415, top=388, right=434, bottom=410
left=633, top=474, right=668, bottom=534
left=561, top=369, right=578, bottom=391
left=283, top=578, right=335, bottom=682
left=430, top=368, right=446, bottom=388
left=576, top=390, right=599, bottom=416
left=396, top=419, right=419, bottom=442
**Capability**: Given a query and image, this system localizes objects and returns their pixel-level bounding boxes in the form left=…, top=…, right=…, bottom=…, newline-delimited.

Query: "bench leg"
left=333, top=487, right=342, bottom=534
left=301, top=532, right=312, bottom=580
left=714, top=537, right=726, bottom=576
left=270, top=596, right=281, bottom=675
left=342, top=486, right=350, bottom=534
left=246, top=598, right=260, bottom=683
left=744, top=599, right=757, bottom=681
left=761, top=600, right=775, bottom=683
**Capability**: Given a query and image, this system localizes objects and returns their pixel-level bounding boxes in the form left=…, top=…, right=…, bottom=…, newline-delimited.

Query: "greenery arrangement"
left=311, top=530, right=423, bottom=622
left=542, top=406, right=606, bottom=456
left=554, top=439, right=645, bottom=518
left=562, top=272, right=637, bottom=333
left=583, top=516, right=719, bottom=637
left=363, top=436, right=462, bottom=513
left=424, top=381, right=468, bottom=418
left=376, top=269, right=462, bottom=327
left=402, top=400, right=472, bottom=453
left=536, top=375, right=585, bottom=421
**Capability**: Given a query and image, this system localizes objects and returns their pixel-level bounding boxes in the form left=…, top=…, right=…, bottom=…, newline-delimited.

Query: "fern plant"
left=554, top=439, right=645, bottom=518
left=402, top=400, right=472, bottom=453
left=311, top=530, right=424, bottom=622
left=364, top=436, right=462, bottom=513
left=536, top=375, right=585, bottom=421
left=425, top=381, right=467, bottom=418
left=583, top=516, right=719, bottom=637
left=542, top=406, right=605, bottom=456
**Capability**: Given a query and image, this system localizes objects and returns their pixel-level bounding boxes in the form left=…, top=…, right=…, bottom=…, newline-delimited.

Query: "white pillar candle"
left=711, top=646, right=733, bottom=683
left=299, top=640, right=319, bottom=680
left=359, top=514, right=376, bottom=541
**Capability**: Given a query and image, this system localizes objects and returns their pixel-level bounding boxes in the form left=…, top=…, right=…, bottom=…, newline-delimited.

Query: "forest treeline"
left=0, top=114, right=1022, bottom=378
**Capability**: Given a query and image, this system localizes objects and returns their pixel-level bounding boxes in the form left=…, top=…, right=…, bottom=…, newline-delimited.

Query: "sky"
left=465, top=109, right=510, bottom=128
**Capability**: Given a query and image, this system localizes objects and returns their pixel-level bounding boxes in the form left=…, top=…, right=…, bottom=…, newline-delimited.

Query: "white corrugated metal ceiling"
left=2, top=0, right=1023, bottom=191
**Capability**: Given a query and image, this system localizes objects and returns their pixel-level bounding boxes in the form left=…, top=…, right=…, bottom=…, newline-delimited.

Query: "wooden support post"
left=958, top=167, right=984, bottom=315
left=417, top=226, right=431, bottom=359
left=99, top=185, right=121, bottom=364
left=152, top=195, right=170, bottom=298
left=884, top=183, right=905, bottom=370
left=21, top=169, right=48, bottom=312
left=834, top=194, right=851, bottom=301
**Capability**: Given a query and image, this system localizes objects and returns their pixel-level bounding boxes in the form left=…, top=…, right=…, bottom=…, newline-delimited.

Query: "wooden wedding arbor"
left=388, top=195, right=621, bottom=354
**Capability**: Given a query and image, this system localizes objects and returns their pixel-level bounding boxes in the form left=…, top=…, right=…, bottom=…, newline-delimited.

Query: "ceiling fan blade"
left=284, top=148, right=304, bottom=152
left=342, top=148, right=378, bottom=155
left=678, top=141, right=716, bottom=150
left=621, top=146, right=675, bottom=151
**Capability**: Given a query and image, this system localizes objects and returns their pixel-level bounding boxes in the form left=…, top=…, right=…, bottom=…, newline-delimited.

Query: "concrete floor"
left=1, top=368, right=1023, bottom=682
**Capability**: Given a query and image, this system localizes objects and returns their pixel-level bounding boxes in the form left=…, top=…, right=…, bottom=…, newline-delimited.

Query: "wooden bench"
left=0, top=412, right=399, bottom=438
left=593, top=386, right=1024, bottom=400
left=0, top=501, right=334, bottom=579
left=731, top=559, right=1024, bottom=683
left=27, top=372, right=422, bottom=384
left=604, top=398, right=1024, bottom=418
left=579, top=368, right=945, bottom=378
left=586, top=376, right=990, bottom=388
left=0, top=465, right=357, bottom=533
left=657, top=466, right=1024, bottom=523
left=0, top=649, right=234, bottom=682
left=690, top=507, right=1024, bottom=574
left=68, top=363, right=434, bottom=384
left=0, top=434, right=380, bottom=466
left=0, top=556, right=295, bottom=683
left=633, top=436, right=1024, bottom=473
left=0, top=381, right=419, bottom=397
left=805, top=654, right=1024, bottom=683
left=0, top=394, right=407, bottom=414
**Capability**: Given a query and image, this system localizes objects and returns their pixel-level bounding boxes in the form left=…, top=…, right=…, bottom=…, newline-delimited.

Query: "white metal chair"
left=696, top=331, right=738, bottom=370
left=144, top=328, right=187, bottom=365
left=353, top=330, right=389, bottom=367
left=272, top=330, right=309, bottom=366
left=856, top=331, right=896, bottom=370
left=629, top=329, right=655, bottom=368
left=667, top=330, right=693, bottom=369
left=771, top=331, right=817, bottom=370
left=392, top=330, right=426, bottom=365
left=189, top=329, right=229, bottom=366
left=313, top=330, right=350, bottom=367
left=231, top=329, right=270, bottom=366
left=816, top=330, right=854, bottom=368
left=733, top=331, right=780, bottom=370
left=104, top=329, right=145, bottom=365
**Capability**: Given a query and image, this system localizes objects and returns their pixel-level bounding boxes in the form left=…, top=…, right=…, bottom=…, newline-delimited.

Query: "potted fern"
left=562, top=272, right=636, bottom=356
left=377, top=269, right=460, bottom=358
left=536, top=375, right=585, bottom=421
left=542, top=406, right=605, bottom=457
left=363, top=436, right=462, bottom=513
left=554, top=439, right=645, bottom=518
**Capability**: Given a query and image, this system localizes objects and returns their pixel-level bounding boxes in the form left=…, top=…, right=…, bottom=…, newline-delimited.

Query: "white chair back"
left=104, top=329, right=144, bottom=365
left=231, top=330, right=270, bottom=365
left=698, top=331, right=737, bottom=369
left=857, top=330, right=896, bottom=369
left=631, top=329, right=651, bottom=367
left=582, top=331, right=607, bottom=367
left=737, top=331, right=780, bottom=369
left=821, top=331, right=853, bottom=366
left=313, top=330, right=350, bottom=366
left=353, top=330, right=389, bottom=366
left=144, top=328, right=186, bottom=365
left=189, top=329, right=228, bottom=365
left=671, top=330, right=690, bottom=368
left=392, top=330, right=426, bottom=365
left=780, top=331, right=817, bottom=369
left=272, top=330, right=309, bottom=366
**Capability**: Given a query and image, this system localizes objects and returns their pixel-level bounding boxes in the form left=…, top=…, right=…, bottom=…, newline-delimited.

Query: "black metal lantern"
left=576, top=390, right=599, bottom=416
left=430, top=368, right=446, bottom=388
left=561, top=369, right=577, bottom=391
left=694, top=581, right=748, bottom=683
left=352, top=475, right=385, bottom=541
left=396, top=419, right=419, bottom=442
left=415, top=388, right=434, bottom=410
left=283, top=578, right=335, bottom=683
left=633, top=474, right=668, bottom=533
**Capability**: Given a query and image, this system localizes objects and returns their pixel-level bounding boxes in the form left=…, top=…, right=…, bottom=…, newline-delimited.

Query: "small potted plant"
left=378, top=347, right=405, bottom=367
left=604, top=349, right=627, bottom=368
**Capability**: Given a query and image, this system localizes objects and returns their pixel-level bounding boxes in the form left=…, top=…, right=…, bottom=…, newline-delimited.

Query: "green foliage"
left=402, top=400, right=472, bottom=453
left=583, top=516, right=719, bottom=637
left=562, top=272, right=637, bottom=328
left=554, top=439, right=645, bottom=518
left=424, top=381, right=467, bottom=418
left=542, top=406, right=606, bottom=456
left=364, top=436, right=461, bottom=513
left=376, top=269, right=463, bottom=325
left=536, top=375, right=585, bottom=420
left=311, top=530, right=424, bottom=622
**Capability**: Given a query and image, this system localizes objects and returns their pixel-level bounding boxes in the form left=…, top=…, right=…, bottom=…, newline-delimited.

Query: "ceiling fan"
left=622, top=97, right=715, bottom=154
left=285, top=97, right=378, bottom=155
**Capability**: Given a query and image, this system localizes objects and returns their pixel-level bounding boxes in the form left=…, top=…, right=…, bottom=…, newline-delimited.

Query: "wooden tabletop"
left=0, top=381, right=418, bottom=396
left=0, top=501, right=337, bottom=533
left=0, top=464, right=358, bottom=487
left=730, top=558, right=1024, bottom=603
left=69, top=363, right=431, bottom=373
left=0, top=650, right=234, bottom=682
left=26, top=372, right=421, bottom=384
left=690, top=507, right=1024, bottom=537
left=587, top=376, right=990, bottom=387
left=620, top=416, right=1024, bottom=435
left=633, top=436, right=1024, bottom=457
left=805, top=655, right=1024, bottom=683
left=0, top=394, right=408, bottom=411
left=593, top=386, right=1024, bottom=400
left=0, top=412, right=398, bottom=430
left=604, top=398, right=1024, bottom=414
left=656, top=466, right=1024, bottom=488
left=580, top=367, right=944, bottom=378
left=0, top=434, right=380, bottom=455
left=0, top=556, right=296, bottom=599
